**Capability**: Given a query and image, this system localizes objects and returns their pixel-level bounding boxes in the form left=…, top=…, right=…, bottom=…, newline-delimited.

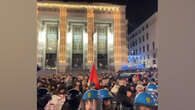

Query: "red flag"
left=88, top=64, right=100, bottom=90
left=137, top=72, right=140, bottom=81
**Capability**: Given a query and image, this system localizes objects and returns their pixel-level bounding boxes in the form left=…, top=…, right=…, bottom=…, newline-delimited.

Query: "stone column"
left=58, top=7, right=67, bottom=73
left=114, top=10, right=122, bottom=72
left=114, top=10, right=128, bottom=72
left=87, top=8, right=94, bottom=69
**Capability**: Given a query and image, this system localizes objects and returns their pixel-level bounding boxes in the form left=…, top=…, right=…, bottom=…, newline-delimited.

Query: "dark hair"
left=117, top=86, right=127, bottom=96
left=37, top=88, right=51, bottom=109
left=127, top=86, right=133, bottom=93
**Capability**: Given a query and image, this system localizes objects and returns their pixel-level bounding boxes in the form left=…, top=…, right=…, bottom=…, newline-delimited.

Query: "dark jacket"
left=116, top=86, right=133, bottom=110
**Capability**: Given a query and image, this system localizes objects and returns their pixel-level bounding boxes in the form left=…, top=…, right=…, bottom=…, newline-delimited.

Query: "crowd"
left=37, top=71, right=158, bottom=110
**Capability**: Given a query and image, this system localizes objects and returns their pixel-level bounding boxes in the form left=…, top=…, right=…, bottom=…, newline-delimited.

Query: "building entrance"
left=45, top=24, right=58, bottom=70
left=97, top=25, right=108, bottom=69
left=72, top=25, right=83, bottom=69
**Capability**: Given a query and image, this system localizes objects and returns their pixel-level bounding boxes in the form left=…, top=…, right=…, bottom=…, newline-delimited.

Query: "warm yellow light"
left=37, top=2, right=120, bottom=11
left=87, top=8, right=94, bottom=64
left=114, top=10, right=121, bottom=64
left=59, top=7, right=67, bottom=63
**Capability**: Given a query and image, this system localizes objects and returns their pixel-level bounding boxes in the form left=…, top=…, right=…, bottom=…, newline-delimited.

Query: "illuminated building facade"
left=36, top=1, right=128, bottom=73
left=128, top=13, right=158, bottom=69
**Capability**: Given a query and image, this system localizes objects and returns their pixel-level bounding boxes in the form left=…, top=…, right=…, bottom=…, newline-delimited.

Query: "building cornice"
left=37, top=1, right=125, bottom=11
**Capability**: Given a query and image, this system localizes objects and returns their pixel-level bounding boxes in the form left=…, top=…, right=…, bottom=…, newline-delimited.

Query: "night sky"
left=40, top=0, right=158, bottom=33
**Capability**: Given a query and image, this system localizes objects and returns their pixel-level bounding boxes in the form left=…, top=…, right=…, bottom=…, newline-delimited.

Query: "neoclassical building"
left=36, top=1, right=128, bottom=73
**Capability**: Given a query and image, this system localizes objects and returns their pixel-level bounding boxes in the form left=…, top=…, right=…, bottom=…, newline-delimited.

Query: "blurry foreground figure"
left=146, top=83, right=158, bottom=110
left=78, top=89, right=101, bottom=110
left=61, top=89, right=82, bottom=110
left=116, top=86, right=133, bottom=110
left=136, top=84, right=145, bottom=95
left=98, top=89, right=114, bottom=110
left=134, top=92, right=155, bottom=110
left=37, top=87, right=51, bottom=110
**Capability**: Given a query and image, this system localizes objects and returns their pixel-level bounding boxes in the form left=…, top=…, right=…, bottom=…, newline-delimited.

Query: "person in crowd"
left=119, top=79, right=128, bottom=87
left=136, top=84, right=145, bottom=95
left=134, top=91, right=155, bottom=110
left=116, top=86, right=133, bottom=110
left=88, top=83, right=96, bottom=90
left=137, top=80, right=143, bottom=85
left=129, top=83, right=136, bottom=94
left=44, top=90, right=65, bottom=110
left=99, top=80, right=104, bottom=89
left=126, top=87, right=135, bottom=104
left=73, top=80, right=82, bottom=91
left=111, top=81, right=120, bottom=96
left=37, top=65, right=41, bottom=71
left=146, top=83, right=158, bottom=110
left=98, top=89, right=114, bottom=110
left=81, top=79, right=88, bottom=93
left=78, top=89, right=101, bottom=110
left=130, top=75, right=137, bottom=90
left=37, top=70, right=159, bottom=110
left=37, top=87, right=51, bottom=110
left=61, top=89, right=82, bottom=110
left=37, top=80, right=43, bottom=88
left=143, top=78, right=149, bottom=87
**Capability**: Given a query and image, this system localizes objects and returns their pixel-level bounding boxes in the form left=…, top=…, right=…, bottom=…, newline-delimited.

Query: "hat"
left=146, top=83, right=158, bottom=93
left=82, top=89, right=98, bottom=100
left=67, top=89, right=81, bottom=101
left=98, top=89, right=112, bottom=99
left=134, top=92, right=155, bottom=107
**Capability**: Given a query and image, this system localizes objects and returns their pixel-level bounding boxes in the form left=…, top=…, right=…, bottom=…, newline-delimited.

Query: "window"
left=139, top=37, right=141, bottom=43
left=143, top=46, right=145, bottom=52
left=142, top=27, right=145, bottom=31
left=142, top=35, right=145, bottom=42
left=146, top=24, right=149, bottom=28
left=139, top=29, right=141, bottom=34
left=147, top=44, right=150, bottom=52
left=143, top=62, right=146, bottom=67
left=139, top=48, right=142, bottom=54
left=146, top=33, right=149, bottom=40
left=153, top=60, right=156, bottom=64
left=133, top=41, right=135, bottom=47
left=147, top=55, right=150, bottom=59
left=153, top=53, right=156, bottom=58
left=135, top=32, right=137, bottom=36
left=152, top=41, right=155, bottom=50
